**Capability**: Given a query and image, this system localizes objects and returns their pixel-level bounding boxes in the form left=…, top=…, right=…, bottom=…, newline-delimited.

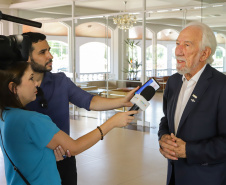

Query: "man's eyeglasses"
left=36, top=87, right=48, bottom=108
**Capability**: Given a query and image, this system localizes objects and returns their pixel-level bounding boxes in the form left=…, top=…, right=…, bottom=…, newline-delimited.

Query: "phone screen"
left=135, top=78, right=160, bottom=94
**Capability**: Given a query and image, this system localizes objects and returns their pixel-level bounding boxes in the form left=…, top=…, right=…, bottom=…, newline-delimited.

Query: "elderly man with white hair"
left=158, top=21, right=226, bottom=185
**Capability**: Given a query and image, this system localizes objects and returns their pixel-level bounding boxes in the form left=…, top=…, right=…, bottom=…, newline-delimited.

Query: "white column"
left=224, top=41, right=226, bottom=72
left=141, top=4, right=146, bottom=83
left=105, top=17, right=109, bottom=92
left=9, top=10, right=19, bottom=35
left=71, top=1, right=76, bottom=83
left=167, top=44, right=172, bottom=76
left=141, top=0, right=146, bottom=127
left=152, top=32, right=157, bottom=76
left=122, top=30, right=128, bottom=81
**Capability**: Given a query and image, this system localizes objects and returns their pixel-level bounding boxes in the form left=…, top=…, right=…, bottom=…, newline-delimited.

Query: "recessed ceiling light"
left=209, top=14, right=221, bottom=17
left=80, top=17, right=93, bottom=19
left=157, top=10, right=169, bottom=13
left=194, top=6, right=206, bottom=9
left=213, top=4, right=223, bottom=8
left=172, top=9, right=180, bottom=11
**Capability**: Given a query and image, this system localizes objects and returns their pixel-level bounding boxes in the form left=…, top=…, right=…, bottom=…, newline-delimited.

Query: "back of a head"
left=22, top=32, right=46, bottom=54
left=22, top=32, right=46, bottom=44
left=184, top=22, right=217, bottom=64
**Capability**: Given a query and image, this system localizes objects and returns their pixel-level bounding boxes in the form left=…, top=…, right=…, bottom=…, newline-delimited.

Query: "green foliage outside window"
left=48, top=40, right=69, bottom=73
left=123, top=39, right=141, bottom=80
left=215, top=48, right=223, bottom=59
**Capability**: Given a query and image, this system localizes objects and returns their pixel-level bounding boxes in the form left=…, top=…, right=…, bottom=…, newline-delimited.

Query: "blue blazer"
left=158, top=64, right=226, bottom=185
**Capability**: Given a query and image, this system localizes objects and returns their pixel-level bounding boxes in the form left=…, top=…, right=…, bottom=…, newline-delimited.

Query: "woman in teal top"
left=0, top=62, right=137, bottom=184
left=1, top=108, right=61, bottom=184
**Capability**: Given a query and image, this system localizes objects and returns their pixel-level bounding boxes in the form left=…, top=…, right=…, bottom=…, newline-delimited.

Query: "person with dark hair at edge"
left=0, top=62, right=138, bottom=185
left=22, top=32, right=139, bottom=185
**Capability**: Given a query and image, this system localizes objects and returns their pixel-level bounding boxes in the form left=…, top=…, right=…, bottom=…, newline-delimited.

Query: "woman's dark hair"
left=0, top=62, right=29, bottom=120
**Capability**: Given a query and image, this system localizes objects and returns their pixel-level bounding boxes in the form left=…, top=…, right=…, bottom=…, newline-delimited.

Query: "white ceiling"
left=1, top=0, right=226, bottom=34
left=4, top=0, right=204, bottom=11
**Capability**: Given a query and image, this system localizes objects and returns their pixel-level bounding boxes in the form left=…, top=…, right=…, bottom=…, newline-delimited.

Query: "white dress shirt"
left=174, top=64, right=206, bottom=134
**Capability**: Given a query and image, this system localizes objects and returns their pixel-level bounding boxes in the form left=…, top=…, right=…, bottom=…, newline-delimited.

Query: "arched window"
left=48, top=40, right=69, bottom=75
left=157, top=44, right=167, bottom=76
left=172, top=46, right=177, bottom=75
left=157, top=29, right=179, bottom=76
left=146, top=44, right=167, bottom=76
left=126, top=40, right=141, bottom=79
left=212, top=46, right=224, bottom=72
left=80, top=42, right=110, bottom=73
left=146, top=45, right=153, bottom=77
left=128, top=26, right=152, bottom=78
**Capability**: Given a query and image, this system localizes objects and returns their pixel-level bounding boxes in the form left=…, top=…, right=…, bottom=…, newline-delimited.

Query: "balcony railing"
left=78, top=72, right=112, bottom=81
left=77, top=67, right=224, bottom=81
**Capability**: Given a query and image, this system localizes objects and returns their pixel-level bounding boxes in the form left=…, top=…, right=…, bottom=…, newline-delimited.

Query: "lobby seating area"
left=153, top=76, right=170, bottom=92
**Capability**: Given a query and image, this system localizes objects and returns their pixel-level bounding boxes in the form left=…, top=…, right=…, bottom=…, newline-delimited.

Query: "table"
left=87, top=88, right=107, bottom=96
left=158, top=82, right=166, bottom=92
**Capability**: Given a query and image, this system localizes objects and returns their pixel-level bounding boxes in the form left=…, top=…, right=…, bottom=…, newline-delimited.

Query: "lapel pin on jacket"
left=191, top=99, right=195, bottom=102
left=192, top=94, right=197, bottom=99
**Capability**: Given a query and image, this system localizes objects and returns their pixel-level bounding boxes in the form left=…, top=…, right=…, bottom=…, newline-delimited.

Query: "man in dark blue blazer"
left=158, top=22, right=226, bottom=185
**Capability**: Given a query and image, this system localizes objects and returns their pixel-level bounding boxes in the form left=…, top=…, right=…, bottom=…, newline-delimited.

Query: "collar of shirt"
left=181, top=64, right=207, bottom=85
left=39, top=72, right=55, bottom=101
left=174, top=64, right=206, bottom=134
left=41, top=72, right=53, bottom=85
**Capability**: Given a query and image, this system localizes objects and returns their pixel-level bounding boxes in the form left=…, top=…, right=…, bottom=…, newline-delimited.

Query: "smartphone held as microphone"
left=129, top=78, right=160, bottom=116
left=129, top=86, right=156, bottom=116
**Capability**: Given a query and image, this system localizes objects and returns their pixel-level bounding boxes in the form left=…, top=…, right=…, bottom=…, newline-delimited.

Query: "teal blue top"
left=0, top=108, right=61, bottom=185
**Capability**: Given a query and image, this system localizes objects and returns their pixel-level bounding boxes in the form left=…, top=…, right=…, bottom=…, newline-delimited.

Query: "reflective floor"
left=0, top=92, right=167, bottom=185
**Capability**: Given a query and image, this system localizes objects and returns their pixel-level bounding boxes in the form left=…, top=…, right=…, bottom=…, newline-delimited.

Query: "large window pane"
left=48, top=40, right=70, bottom=75
left=79, top=42, right=110, bottom=73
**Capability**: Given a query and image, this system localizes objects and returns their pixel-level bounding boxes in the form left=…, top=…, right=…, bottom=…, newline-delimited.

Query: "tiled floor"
left=0, top=92, right=167, bottom=185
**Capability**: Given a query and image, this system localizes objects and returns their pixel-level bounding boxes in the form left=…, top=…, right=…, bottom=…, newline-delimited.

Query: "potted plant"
left=123, top=39, right=141, bottom=80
